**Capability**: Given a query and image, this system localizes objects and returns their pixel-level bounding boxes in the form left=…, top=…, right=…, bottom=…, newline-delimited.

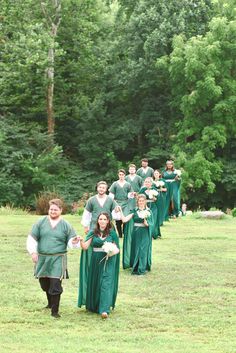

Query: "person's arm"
left=80, top=236, right=93, bottom=250
left=67, top=236, right=82, bottom=249
left=108, top=192, right=115, bottom=200
left=109, top=182, right=116, bottom=200
left=81, top=209, right=92, bottom=233
left=26, top=234, right=38, bottom=263
left=120, top=209, right=134, bottom=223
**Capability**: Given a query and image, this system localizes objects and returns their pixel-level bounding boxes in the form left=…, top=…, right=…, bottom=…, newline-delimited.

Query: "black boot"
left=116, top=220, right=123, bottom=238
left=51, top=294, right=61, bottom=318
left=45, top=292, right=52, bottom=309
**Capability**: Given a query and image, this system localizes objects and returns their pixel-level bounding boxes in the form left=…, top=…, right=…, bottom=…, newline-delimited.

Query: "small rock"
left=200, top=211, right=225, bottom=219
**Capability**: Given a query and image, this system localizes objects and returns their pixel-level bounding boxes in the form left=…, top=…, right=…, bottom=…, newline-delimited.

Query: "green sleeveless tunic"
left=31, top=217, right=76, bottom=279
left=136, top=167, right=154, bottom=181
left=109, top=181, right=132, bottom=216
left=86, top=195, right=117, bottom=230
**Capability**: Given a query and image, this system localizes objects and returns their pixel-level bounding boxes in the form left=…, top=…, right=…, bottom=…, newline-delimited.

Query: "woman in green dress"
left=121, top=194, right=154, bottom=275
left=153, top=170, right=167, bottom=226
left=162, top=160, right=181, bottom=220
left=78, top=213, right=120, bottom=319
left=139, top=177, right=161, bottom=238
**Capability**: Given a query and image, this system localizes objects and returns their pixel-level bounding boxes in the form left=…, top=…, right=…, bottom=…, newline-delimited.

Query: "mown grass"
left=0, top=214, right=235, bottom=353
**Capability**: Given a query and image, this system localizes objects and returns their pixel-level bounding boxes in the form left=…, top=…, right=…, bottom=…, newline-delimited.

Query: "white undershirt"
left=96, top=194, right=107, bottom=207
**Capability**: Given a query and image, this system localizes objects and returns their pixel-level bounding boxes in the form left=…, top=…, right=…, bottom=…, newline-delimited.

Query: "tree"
left=169, top=10, right=236, bottom=208
left=40, top=0, right=62, bottom=138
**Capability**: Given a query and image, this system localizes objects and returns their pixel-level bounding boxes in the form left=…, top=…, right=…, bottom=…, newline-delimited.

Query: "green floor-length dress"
left=162, top=170, right=181, bottom=219
left=78, top=230, right=120, bottom=314
left=153, top=179, right=167, bottom=226
left=139, top=187, right=161, bottom=238
left=123, top=208, right=153, bottom=274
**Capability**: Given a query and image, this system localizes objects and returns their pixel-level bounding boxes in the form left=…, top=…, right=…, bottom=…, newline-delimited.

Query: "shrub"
left=35, top=190, right=68, bottom=215
left=232, top=208, right=236, bottom=217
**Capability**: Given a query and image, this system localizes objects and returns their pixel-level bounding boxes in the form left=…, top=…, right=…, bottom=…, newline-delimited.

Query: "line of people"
left=26, top=159, right=181, bottom=319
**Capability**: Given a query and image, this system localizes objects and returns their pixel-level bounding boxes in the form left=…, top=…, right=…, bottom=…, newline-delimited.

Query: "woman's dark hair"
left=118, top=168, right=126, bottom=175
left=94, top=212, right=112, bottom=237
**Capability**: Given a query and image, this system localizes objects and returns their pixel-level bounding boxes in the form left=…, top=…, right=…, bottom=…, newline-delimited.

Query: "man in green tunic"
left=125, top=164, right=143, bottom=211
left=81, top=181, right=118, bottom=233
left=137, top=158, right=154, bottom=181
left=27, top=199, right=80, bottom=318
left=109, top=169, right=134, bottom=238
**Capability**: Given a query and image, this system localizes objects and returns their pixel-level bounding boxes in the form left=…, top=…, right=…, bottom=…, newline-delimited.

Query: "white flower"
left=137, top=209, right=151, bottom=219
left=148, top=189, right=158, bottom=199
left=102, top=241, right=117, bottom=256
left=155, top=181, right=164, bottom=188
left=175, top=169, right=182, bottom=177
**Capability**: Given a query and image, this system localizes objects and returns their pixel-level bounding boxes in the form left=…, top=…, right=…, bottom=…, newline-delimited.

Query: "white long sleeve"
left=108, top=192, right=115, bottom=200
left=128, top=192, right=134, bottom=199
left=81, top=209, right=92, bottom=227
left=112, top=209, right=121, bottom=220
left=26, top=234, right=38, bottom=254
left=67, top=238, right=80, bottom=249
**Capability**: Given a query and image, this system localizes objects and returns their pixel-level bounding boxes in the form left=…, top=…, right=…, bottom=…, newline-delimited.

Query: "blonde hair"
left=137, top=194, right=147, bottom=201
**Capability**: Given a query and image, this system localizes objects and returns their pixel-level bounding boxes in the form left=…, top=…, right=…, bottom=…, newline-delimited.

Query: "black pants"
left=116, top=220, right=124, bottom=238
left=39, top=277, right=63, bottom=296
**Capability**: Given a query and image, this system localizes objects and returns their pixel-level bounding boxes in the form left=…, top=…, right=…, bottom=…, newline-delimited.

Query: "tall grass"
left=0, top=205, right=29, bottom=215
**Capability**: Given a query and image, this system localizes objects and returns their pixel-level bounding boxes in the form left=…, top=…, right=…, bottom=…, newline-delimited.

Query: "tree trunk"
left=47, top=47, right=55, bottom=135
left=40, top=1, right=61, bottom=141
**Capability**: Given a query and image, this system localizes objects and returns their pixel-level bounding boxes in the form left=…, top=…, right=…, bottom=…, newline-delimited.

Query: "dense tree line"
left=0, top=0, right=235, bottom=210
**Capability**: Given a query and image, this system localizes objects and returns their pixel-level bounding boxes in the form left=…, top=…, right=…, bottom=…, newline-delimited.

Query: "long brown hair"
left=165, top=160, right=174, bottom=171
left=94, top=212, right=112, bottom=237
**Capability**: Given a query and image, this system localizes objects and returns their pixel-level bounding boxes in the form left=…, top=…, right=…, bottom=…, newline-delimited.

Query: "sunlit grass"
left=0, top=214, right=235, bottom=353
left=0, top=205, right=29, bottom=215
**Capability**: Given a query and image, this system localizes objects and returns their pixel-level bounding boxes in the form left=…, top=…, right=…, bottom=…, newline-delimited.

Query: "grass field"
left=0, top=214, right=235, bottom=353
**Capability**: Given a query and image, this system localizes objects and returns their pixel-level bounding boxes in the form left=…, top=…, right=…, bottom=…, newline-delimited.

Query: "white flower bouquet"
left=155, top=181, right=165, bottom=188
left=102, top=241, right=119, bottom=257
left=148, top=189, right=158, bottom=200
left=174, top=169, right=182, bottom=177
left=137, top=209, right=151, bottom=219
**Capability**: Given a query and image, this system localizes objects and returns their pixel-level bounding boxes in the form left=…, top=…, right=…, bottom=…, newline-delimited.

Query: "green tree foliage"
left=0, top=0, right=235, bottom=210
left=98, top=0, right=213, bottom=169
left=170, top=8, right=236, bottom=208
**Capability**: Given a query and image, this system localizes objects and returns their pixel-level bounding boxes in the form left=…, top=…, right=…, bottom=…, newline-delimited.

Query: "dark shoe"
left=51, top=312, right=61, bottom=319
left=51, top=294, right=61, bottom=317
left=45, top=292, right=52, bottom=309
